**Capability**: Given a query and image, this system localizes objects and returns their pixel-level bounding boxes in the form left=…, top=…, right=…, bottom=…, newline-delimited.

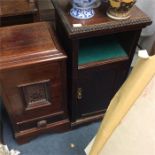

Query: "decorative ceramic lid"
left=73, top=0, right=96, bottom=7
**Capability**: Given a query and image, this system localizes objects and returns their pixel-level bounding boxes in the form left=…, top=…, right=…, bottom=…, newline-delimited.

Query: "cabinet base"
left=15, top=119, right=70, bottom=144
left=71, top=113, right=104, bottom=128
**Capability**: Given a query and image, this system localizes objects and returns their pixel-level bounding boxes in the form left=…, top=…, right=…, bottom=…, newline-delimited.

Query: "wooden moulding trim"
left=0, top=10, right=38, bottom=18
left=78, top=56, right=129, bottom=70
left=0, top=8, right=38, bottom=18
left=16, top=113, right=68, bottom=131
left=15, top=119, right=70, bottom=137
left=0, top=1, right=38, bottom=17
left=67, top=18, right=152, bottom=37
left=14, top=119, right=70, bottom=144
left=0, top=51, right=67, bottom=71
left=68, top=23, right=151, bottom=39
left=71, top=113, right=105, bottom=128
left=16, top=111, right=65, bottom=125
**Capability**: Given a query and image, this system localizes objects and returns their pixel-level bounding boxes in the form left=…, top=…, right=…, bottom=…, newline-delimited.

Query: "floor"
left=3, top=112, right=100, bottom=155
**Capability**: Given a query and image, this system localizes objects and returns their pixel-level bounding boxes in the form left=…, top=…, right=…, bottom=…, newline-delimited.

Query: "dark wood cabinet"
left=52, top=0, right=151, bottom=127
left=0, top=22, right=70, bottom=144
left=0, top=0, right=39, bottom=26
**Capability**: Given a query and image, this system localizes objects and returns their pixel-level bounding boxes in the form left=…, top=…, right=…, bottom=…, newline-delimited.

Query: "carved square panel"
left=19, top=80, right=52, bottom=110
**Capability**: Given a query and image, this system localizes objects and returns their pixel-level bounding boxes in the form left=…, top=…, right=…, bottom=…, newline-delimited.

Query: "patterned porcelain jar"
left=70, top=0, right=96, bottom=19
left=92, top=0, right=102, bottom=8
left=107, top=0, right=136, bottom=20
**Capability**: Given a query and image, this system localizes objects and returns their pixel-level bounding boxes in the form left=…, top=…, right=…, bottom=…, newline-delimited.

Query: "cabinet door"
left=78, top=63, right=128, bottom=117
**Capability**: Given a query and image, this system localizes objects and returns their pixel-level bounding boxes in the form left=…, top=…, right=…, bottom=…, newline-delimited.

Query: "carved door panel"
left=18, top=80, right=52, bottom=111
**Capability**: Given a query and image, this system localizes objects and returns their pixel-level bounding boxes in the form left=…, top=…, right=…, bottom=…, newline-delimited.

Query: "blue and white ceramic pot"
left=70, top=0, right=96, bottom=19
left=92, top=0, right=102, bottom=8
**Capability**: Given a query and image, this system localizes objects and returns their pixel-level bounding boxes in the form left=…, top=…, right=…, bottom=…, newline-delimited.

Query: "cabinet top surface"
left=0, top=0, right=37, bottom=17
left=52, top=0, right=152, bottom=38
left=0, top=22, right=66, bottom=70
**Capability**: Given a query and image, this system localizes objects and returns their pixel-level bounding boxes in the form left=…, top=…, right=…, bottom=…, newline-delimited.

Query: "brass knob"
left=77, top=88, right=82, bottom=100
left=37, top=120, right=47, bottom=128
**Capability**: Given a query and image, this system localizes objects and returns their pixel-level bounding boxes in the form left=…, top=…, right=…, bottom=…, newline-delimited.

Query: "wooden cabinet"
left=52, top=0, right=151, bottom=127
left=0, top=0, right=152, bottom=143
left=0, top=0, right=39, bottom=26
left=0, top=22, right=70, bottom=144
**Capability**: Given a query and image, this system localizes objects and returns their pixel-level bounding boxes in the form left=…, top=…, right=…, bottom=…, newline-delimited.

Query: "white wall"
left=136, top=0, right=155, bottom=53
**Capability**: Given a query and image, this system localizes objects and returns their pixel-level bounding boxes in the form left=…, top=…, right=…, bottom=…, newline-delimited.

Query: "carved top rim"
left=52, top=0, right=152, bottom=38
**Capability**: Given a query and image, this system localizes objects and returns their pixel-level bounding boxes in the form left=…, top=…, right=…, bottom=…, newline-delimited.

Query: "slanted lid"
left=0, top=22, right=66, bottom=70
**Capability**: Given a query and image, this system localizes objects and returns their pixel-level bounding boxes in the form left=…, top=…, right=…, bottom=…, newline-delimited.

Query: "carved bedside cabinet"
left=0, top=22, right=70, bottom=144
left=52, top=0, right=152, bottom=127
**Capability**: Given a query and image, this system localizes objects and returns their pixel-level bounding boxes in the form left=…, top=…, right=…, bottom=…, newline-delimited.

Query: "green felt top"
left=79, top=36, right=128, bottom=65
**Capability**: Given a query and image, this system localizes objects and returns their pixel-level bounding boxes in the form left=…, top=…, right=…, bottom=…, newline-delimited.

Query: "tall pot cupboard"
left=51, top=0, right=151, bottom=127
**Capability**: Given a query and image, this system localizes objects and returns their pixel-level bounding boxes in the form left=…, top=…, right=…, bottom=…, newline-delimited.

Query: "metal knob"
left=37, top=120, right=47, bottom=128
